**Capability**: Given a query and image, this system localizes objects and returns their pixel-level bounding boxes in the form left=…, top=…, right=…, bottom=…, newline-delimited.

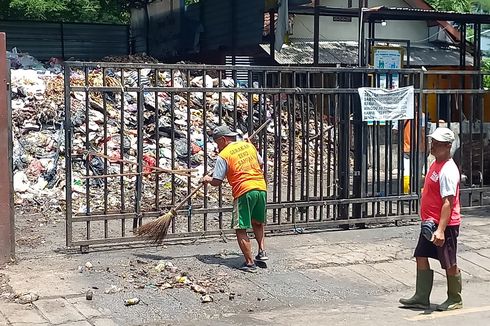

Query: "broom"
left=137, top=119, right=272, bottom=244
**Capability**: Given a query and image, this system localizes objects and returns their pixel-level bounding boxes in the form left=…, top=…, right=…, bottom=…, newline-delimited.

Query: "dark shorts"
left=414, top=225, right=459, bottom=270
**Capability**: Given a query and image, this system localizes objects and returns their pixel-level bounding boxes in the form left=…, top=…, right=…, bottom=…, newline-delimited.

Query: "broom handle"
left=171, top=119, right=272, bottom=212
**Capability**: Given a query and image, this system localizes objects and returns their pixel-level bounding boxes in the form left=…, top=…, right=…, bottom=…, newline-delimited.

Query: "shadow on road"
left=196, top=254, right=244, bottom=270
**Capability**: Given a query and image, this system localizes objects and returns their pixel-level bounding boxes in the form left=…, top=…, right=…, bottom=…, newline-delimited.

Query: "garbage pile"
left=10, top=49, right=333, bottom=221
left=81, top=258, right=232, bottom=305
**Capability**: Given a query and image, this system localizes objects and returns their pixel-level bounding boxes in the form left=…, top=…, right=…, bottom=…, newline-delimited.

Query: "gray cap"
left=212, top=125, right=238, bottom=140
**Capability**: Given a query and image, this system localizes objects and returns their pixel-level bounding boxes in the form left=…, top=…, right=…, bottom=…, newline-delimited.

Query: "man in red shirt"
left=399, top=127, right=462, bottom=311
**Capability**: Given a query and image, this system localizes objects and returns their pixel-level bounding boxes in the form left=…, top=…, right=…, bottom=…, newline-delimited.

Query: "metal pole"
left=269, top=9, right=275, bottom=62
left=0, top=32, right=15, bottom=264
left=313, top=0, right=320, bottom=65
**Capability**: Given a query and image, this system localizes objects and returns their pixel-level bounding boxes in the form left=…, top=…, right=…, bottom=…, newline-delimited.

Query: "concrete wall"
left=291, top=0, right=429, bottom=44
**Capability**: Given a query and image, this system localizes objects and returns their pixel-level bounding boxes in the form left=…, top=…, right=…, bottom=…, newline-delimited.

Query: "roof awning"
left=260, top=40, right=474, bottom=67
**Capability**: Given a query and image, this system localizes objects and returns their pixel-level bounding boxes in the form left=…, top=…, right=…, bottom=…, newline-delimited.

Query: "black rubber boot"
left=399, top=269, right=434, bottom=309
left=436, top=273, right=463, bottom=311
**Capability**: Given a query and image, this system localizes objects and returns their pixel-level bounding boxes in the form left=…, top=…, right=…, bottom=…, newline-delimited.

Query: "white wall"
left=291, top=0, right=431, bottom=43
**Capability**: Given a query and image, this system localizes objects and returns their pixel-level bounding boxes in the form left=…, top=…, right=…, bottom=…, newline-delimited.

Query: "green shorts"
left=231, top=190, right=267, bottom=229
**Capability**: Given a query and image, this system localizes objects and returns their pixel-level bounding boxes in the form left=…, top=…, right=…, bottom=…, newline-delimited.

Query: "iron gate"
left=64, top=63, right=490, bottom=250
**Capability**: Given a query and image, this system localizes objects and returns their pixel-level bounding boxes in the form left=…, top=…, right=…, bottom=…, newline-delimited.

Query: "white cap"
left=428, top=127, right=455, bottom=143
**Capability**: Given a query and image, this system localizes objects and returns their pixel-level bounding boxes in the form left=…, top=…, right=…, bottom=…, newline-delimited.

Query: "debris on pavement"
left=124, top=297, right=140, bottom=306
left=86, top=289, right=93, bottom=300
left=200, top=294, right=213, bottom=303
left=104, top=285, right=123, bottom=294
left=15, top=291, right=39, bottom=304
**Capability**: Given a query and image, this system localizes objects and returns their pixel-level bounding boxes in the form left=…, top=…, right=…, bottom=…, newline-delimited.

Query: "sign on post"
left=358, top=86, right=414, bottom=122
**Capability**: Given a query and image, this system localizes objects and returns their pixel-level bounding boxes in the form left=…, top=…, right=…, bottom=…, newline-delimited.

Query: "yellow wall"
left=425, top=67, right=490, bottom=122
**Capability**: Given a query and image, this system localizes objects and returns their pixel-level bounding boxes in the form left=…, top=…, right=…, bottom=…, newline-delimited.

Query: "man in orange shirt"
left=202, top=125, right=268, bottom=273
left=392, top=112, right=427, bottom=173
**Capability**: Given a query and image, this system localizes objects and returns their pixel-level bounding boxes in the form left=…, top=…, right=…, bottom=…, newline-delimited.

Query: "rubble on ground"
left=88, top=259, right=231, bottom=305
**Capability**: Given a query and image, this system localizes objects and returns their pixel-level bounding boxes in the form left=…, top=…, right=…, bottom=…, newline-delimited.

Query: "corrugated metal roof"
left=260, top=40, right=473, bottom=66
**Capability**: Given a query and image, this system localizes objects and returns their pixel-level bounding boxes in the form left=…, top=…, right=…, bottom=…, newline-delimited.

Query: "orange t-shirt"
left=218, top=141, right=266, bottom=199
left=402, top=117, right=426, bottom=153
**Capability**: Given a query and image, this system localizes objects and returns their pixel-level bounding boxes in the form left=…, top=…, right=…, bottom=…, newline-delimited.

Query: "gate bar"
left=0, top=32, right=15, bottom=264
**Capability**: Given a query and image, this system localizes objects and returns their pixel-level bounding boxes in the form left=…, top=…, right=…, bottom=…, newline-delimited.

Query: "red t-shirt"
left=420, top=159, right=461, bottom=226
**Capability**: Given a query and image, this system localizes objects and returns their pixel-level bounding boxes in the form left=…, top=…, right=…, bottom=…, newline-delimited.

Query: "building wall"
left=291, top=0, right=429, bottom=44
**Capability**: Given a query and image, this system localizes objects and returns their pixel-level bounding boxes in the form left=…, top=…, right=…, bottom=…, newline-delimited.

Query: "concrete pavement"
left=1, top=208, right=490, bottom=325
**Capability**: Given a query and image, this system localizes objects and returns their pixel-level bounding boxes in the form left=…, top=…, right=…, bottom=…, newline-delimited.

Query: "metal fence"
left=63, top=62, right=490, bottom=250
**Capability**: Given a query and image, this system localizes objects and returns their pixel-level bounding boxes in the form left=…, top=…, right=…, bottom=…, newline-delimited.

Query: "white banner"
left=358, top=86, right=414, bottom=121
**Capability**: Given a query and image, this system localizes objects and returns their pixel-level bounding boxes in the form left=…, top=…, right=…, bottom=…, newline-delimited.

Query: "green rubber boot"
left=436, top=273, right=463, bottom=311
left=399, top=269, right=434, bottom=309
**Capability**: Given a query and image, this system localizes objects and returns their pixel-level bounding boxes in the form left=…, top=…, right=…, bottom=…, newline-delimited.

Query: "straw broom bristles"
left=136, top=209, right=176, bottom=244
left=136, top=183, right=204, bottom=243
left=136, top=119, right=272, bottom=244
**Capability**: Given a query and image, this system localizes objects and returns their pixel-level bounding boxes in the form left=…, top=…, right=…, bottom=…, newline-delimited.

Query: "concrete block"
left=0, top=312, right=8, bottom=326
left=34, top=298, right=85, bottom=324
left=61, top=322, right=92, bottom=326
left=0, top=303, right=47, bottom=324
left=347, top=263, right=406, bottom=291
left=93, top=318, right=120, bottom=326
left=67, top=297, right=103, bottom=319
left=461, top=251, right=490, bottom=271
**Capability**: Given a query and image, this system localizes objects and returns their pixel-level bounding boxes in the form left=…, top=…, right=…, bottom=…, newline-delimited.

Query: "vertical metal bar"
left=277, top=73, right=283, bottom=224
left=313, top=0, right=320, bottom=65
left=313, top=92, right=319, bottom=220
left=352, top=70, right=364, bottom=220
left=286, top=91, right=292, bottom=222
left=119, top=68, right=126, bottom=237
left=154, top=70, right=160, bottom=211
left=291, top=72, right=297, bottom=223
left=186, top=69, right=192, bottom=232
left=84, top=66, right=91, bottom=240
left=300, top=85, right=306, bottom=222
left=102, top=68, right=109, bottom=238
left=202, top=69, right=208, bottom=231
left=458, top=78, right=464, bottom=205
left=469, top=85, right=474, bottom=206
left=269, top=9, right=275, bottom=62
left=416, top=71, right=424, bottom=208
left=134, top=69, right=144, bottom=230
left=0, top=33, right=15, bottom=261
left=171, top=69, right=177, bottom=233
left=479, top=75, right=484, bottom=206
left=233, top=69, right=238, bottom=130
left=262, top=71, right=269, bottom=185
left=63, top=61, right=73, bottom=247
left=305, top=73, right=311, bottom=223
left=248, top=70, right=254, bottom=135
left=218, top=69, right=223, bottom=229
left=319, top=77, right=325, bottom=221
left=272, top=87, right=278, bottom=224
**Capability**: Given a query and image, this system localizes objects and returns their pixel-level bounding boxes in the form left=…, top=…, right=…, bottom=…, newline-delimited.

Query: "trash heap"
left=10, top=49, right=333, bottom=220
left=81, top=257, right=233, bottom=305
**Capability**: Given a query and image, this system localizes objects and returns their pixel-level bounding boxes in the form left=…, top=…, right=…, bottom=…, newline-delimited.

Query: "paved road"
left=1, top=208, right=490, bottom=325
